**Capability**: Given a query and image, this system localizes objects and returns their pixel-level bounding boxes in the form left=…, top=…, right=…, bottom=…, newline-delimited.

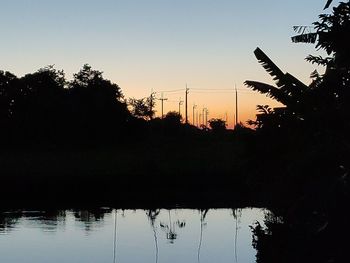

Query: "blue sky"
left=0, top=0, right=330, bottom=126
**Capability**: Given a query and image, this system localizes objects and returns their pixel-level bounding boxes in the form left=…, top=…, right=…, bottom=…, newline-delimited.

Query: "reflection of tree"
left=37, top=210, right=66, bottom=232
left=197, top=209, right=208, bottom=263
left=1, top=210, right=68, bottom=234
left=73, top=209, right=109, bottom=233
left=0, top=212, right=20, bottom=234
left=146, top=209, right=160, bottom=263
left=160, top=210, right=186, bottom=244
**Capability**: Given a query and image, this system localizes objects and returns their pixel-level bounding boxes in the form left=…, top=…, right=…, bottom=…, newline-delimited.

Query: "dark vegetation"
left=245, top=1, right=350, bottom=262
left=0, top=1, right=349, bottom=261
left=0, top=63, right=252, bottom=207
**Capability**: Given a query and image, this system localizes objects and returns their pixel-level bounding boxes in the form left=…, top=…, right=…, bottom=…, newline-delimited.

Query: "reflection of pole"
left=198, top=213, right=203, bottom=263
left=232, top=209, right=241, bottom=263
left=168, top=210, right=172, bottom=231
left=147, top=210, right=160, bottom=263
left=152, top=217, right=159, bottom=263
left=154, top=226, right=159, bottom=263
left=113, top=209, right=117, bottom=263
left=198, top=209, right=208, bottom=263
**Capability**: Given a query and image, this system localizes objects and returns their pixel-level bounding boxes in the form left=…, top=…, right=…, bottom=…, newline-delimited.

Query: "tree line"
left=0, top=64, right=233, bottom=148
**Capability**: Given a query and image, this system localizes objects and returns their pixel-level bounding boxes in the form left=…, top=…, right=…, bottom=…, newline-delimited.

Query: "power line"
left=190, top=88, right=251, bottom=91
left=190, top=88, right=235, bottom=91
left=155, top=88, right=185, bottom=93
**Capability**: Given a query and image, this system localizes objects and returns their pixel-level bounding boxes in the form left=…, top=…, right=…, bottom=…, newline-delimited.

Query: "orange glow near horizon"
left=119, top=81, right=283, bottom=129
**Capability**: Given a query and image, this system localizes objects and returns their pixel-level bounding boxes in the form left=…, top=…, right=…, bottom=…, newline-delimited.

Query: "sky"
left=0, top=0, right=331, bottom=128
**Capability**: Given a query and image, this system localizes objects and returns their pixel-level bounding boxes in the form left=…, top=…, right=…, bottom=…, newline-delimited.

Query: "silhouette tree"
left=246, top=3, right=350, bottom=261
left=247, top=105, right=274, bottom=129
left=67, top=64, right=130, bottom=144
left=0, top=71, right=20, bottom=144
left=18, top=66, right=67, bottom=143
left=164, top=111, right=182, bottom=124
left=129, top=95, right=155, bottom=120
left=246, top=0, right=350, bottom=133
left=208, top=118, right=227, bottom=133
left=244, top=47, right=308, bottom=130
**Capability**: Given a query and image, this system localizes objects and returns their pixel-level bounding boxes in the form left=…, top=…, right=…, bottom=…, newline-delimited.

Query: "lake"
left=0, top=208, right=268, bottom=263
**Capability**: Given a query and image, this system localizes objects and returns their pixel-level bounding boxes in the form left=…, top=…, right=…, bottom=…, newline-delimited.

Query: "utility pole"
left=185, top=84, right=189, bottom=124
left=192, top=104, right=197, bottom=126
left=178, top=98, right=183, bottom=117
left=149, top=92, right=156, bottom=120
left=196, top=109, right=199, bottom=127
left=202, top=107, right=206, bottom=127
left=159, top=92, right=168, bottom=119
left=235, top=85, right=238, bottom=127
left=205, top=109, right=209, bottom=128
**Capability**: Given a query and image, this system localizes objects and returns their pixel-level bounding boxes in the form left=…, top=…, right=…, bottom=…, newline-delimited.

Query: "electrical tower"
left=159, top=93, right=168, bottom=119
left=185, top=85, right=189, bottom=124
left=205, top=109, right=209, bottom=128
left=235, top=85, right=238, bottom=127
left=192, top=104, right=197, bottom=126
left=178, top=98, right=183, bottom=117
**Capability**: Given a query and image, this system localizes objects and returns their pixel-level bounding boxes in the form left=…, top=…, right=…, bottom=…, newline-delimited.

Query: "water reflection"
left=146, top=209, right=160, bottom=263
left=197, top=209, right=208, bottom=263
left=0, top=208, right=267, bottom=263
left=232, top=208, right=242, bottom=263
left=160, top=210, right=186, bottom=244
left=113, top=210, right=117, bottom=263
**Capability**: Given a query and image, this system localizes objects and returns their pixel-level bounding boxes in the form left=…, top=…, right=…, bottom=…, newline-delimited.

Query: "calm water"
left=0, top=208, right=267, bottom=263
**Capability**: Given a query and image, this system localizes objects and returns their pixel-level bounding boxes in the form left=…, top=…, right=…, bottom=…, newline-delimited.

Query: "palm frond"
left=292, top=26, right=314, bottom=34
left=283, top=73, right=308, bottom=91
left=291, top=33, right=317, bottom=44
left=305, top=55, right=333, bottom=66
left=244, top=80, right=289, bottom=105
left=253, top=48, right=285, bottom=88
left=324, top=0, right=333, bottom=9
left=256, top=105, right=273, bottom=114
left=310, top=70, right=320, bottom=79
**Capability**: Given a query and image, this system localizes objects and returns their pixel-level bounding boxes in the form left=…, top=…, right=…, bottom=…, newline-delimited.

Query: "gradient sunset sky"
left=1, top=0, right=329, bottom=128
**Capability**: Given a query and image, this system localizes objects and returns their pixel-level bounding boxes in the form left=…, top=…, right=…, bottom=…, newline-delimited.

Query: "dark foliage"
left=0, top=64, right=133, bottom=147
left=208, top=118, right=227, bottom=133
left=246, top=2, right=350, bottom=262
